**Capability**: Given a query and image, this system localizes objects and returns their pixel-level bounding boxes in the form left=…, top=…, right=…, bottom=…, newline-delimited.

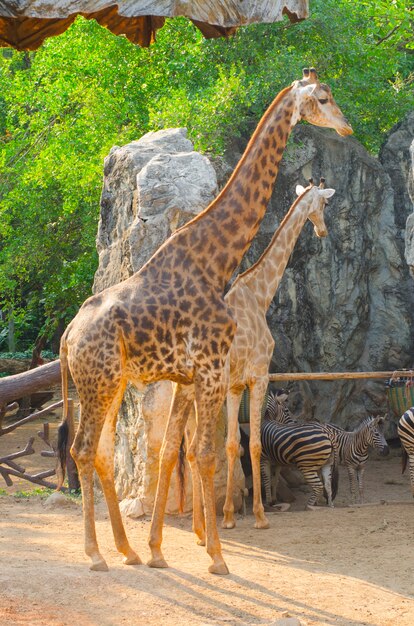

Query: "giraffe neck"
left=165, top=86, right=296, bottom=290
left=232, top=188, right=312, bottom=311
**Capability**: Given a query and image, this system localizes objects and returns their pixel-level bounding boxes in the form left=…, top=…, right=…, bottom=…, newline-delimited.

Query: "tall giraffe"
left=221, top=178, right=336, bottom=529
left=57, top=68, right=352, bottom=575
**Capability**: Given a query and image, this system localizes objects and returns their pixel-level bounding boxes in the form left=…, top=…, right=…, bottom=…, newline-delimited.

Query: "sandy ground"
left=1, top=413, right=414, bottom=626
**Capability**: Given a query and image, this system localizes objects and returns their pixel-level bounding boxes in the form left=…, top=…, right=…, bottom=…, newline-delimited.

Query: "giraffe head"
left=295, top=177, right=335, bottom=238
left=291, top=68, right=353, bottom=137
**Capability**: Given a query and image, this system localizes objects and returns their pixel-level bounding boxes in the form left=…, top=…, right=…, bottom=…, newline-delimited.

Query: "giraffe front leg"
left=195, top=382, right=229, bottom=575
left=95, top=396, right=141, bottom=566
left=249, top=380, right=269, bottom=529
left=222, top=389, right=244, bottom=529
left=148, top=384, right=193, bottom=569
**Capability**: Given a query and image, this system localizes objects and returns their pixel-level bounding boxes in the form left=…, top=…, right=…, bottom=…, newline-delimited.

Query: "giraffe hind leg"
left=222, top=389, right=244, bottom=529
left=194, top=380, right=229, bottom=575
left=185, top=417, right=206, bottom=546
left=71, top=404, right=109, bottom=571
left=148, top=383, right=194, bottom=569
left=94, top=386, right=141, bottom=566
left=249, top=380, right=269, bottom=529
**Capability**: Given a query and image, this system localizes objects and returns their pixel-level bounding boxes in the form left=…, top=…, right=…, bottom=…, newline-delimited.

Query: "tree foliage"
left=0, top=0, right=413, bottom=350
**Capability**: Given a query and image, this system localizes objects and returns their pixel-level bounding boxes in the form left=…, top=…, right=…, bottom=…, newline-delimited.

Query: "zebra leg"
left=347, top=465, right=358, bottom=504
left=357, top=467, right=365, bottom=504
left=271, top=465, right=281, bottom=504
left=408, top=454, right=414, bottom=497
left=261, top=457, right=273, bottom=506
left=321, top=463, right=333, bottom=507
left=301, top=469, right=324, bottom=509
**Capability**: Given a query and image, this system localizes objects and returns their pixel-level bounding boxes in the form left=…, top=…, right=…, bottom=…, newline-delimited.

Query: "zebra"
left=260, top=394, right=338, bottom=509
left=398, top=407, right=414, bottom=497
left=322, top=416, right=389, bottom=504
left=264, top=389, right=295, bottom=425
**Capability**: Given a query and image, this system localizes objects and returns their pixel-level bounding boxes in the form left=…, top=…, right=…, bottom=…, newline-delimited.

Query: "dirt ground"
left=1, top=411, right=414, bottom=626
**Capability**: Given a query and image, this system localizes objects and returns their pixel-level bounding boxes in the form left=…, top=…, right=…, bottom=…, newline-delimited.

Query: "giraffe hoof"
left=208, top=562, right=230, bottom=575
left=147, top=557, right=169, bottom=569
left=123, top=552, right=142, bottom=566
left=254, top=518, right=270, bottom=529
left=221, top=519, right=236, bottom=529
left=90, top=559, right=109, bottom=572
left=197, top=538, right=206, bottom=546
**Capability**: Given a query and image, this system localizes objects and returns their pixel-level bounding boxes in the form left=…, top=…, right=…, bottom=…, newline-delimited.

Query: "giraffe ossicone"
left=56, top=69, right=351, bottom=575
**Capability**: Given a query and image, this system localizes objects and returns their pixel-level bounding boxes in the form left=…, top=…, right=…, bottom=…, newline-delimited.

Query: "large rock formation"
left=93, top=128, right=245, bottom=514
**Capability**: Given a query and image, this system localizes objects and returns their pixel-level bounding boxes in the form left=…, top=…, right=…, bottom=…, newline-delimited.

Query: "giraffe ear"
left=318, top=188, right=336, bottom=198
left=296, top=185, right=306, bottom=196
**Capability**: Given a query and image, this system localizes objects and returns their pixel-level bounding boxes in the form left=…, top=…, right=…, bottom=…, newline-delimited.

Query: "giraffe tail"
left=56, top=332, right=70, bottom=490
left=176, top=437, right=186, bottom=514
left=401, top=447, right=408, bottom=474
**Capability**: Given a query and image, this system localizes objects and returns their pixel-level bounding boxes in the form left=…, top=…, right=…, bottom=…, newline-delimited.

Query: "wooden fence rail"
left=268, top=370, right=413, bottom=382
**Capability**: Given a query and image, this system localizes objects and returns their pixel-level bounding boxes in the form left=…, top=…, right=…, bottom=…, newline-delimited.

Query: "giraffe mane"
left=168, top=85, right=295, bottom=236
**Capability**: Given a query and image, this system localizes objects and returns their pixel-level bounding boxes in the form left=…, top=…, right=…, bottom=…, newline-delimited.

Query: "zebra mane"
left=353, top=415, right=383, bottom=433
left=264, top=391, right=279, bottom=421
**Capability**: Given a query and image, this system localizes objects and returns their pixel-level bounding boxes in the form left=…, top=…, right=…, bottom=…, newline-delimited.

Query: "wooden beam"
left=268, top=370, right=413, bottom=382
left=0, top=359, right=61, bottom=408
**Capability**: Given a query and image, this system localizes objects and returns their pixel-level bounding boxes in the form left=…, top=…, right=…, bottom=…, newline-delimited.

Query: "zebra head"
left=264, top=389, right=295, bottom=424
left=364, top=416, right=389, bottom=456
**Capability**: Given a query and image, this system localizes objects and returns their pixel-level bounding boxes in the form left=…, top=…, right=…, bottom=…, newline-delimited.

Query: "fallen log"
left=0, top=359, right=61, bottom=409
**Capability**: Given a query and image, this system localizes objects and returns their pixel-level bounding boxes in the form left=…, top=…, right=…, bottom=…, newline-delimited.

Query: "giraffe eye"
left=318, top=98, right=328, bottom=104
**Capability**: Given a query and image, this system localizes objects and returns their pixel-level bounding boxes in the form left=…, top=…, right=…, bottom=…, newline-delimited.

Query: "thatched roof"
left=0, top=1, right=309, bottom=50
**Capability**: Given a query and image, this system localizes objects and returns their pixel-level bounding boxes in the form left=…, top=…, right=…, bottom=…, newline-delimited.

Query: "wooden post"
left=66, top=399, right=80, bottom=491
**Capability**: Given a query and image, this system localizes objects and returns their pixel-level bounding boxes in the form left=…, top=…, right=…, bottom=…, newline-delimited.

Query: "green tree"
left=0, top=1, right=413, bottom=351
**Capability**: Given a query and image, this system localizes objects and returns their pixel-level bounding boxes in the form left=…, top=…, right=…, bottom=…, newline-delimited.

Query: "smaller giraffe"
left=221, top=178, right=336, bottom=529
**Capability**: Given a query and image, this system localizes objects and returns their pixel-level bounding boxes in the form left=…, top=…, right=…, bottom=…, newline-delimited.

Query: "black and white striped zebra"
left=398, top=407, right=414, bottom=497
left=260, top=398, right=338, bottom=509
left=323, top=416, right=389, bottom=503
left=264, top=389, right=295, bottom=425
